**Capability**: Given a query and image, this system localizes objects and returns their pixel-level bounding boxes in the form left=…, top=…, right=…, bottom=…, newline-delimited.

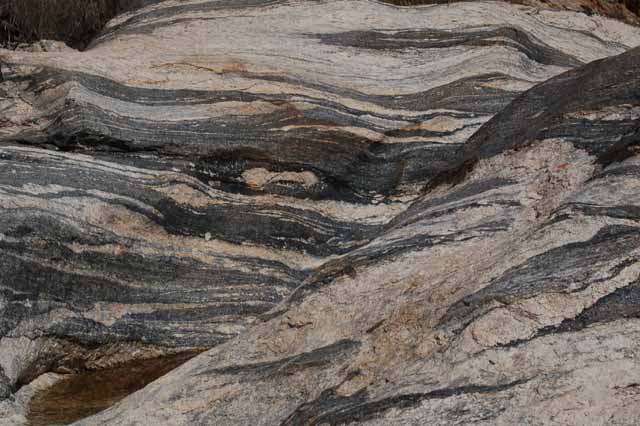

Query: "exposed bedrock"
left=2, top=0, right=638, bottom=198
left=74, top=49, right=640, bottom=424
left=0, top=0, right=639, bottom=425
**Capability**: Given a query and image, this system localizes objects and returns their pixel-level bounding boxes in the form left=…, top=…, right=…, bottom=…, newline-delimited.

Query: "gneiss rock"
left=0, top=1, right=639, bottom=425
left=74, top=44, right=640, bottom=424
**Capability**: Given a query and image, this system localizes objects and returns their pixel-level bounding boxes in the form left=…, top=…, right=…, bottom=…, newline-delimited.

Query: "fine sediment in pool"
left=26, top=352, right=199, bottom=426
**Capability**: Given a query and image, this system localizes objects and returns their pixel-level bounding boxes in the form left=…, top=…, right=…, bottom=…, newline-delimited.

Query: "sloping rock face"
left=384, top=0, right=640, bottom=26
left=0, top=1, right=639, bottom=425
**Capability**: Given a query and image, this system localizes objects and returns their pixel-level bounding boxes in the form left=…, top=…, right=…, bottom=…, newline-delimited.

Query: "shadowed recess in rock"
left=26, top=352, right=199, bottom=426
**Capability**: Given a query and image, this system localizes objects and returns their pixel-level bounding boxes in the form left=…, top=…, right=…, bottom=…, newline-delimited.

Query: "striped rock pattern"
left=76, top=46, right=640, bottom=426
left=0, top=0, right=639, bottom=425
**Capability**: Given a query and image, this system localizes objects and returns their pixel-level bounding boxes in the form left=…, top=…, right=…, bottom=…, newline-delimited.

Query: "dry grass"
left=0, top=0, right=147, bottom=49
left=626, top=0, right=640, bottom=14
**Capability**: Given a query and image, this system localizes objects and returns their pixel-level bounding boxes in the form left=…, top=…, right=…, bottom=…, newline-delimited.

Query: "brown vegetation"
left=0, top=0, right=149, bottom=49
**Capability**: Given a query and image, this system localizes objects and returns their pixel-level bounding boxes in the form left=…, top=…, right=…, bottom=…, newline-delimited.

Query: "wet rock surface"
left=0, top=1, right=639, bottom=425
left=25, top=352, right=199, bottom=426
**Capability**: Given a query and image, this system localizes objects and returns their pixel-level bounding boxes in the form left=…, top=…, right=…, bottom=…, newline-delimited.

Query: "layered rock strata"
left=0, top=1, right=639, bottom=425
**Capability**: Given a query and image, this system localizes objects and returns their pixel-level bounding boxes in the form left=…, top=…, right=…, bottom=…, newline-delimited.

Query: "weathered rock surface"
left=0, top=0, right=639, bottom=425
left=385, top=0, right=640, bottom=26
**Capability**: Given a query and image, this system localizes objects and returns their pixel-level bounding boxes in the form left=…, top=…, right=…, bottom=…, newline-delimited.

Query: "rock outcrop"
left=385, top=0, right=640, bottom=26
left=0, top=1, right=639, bottom=425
